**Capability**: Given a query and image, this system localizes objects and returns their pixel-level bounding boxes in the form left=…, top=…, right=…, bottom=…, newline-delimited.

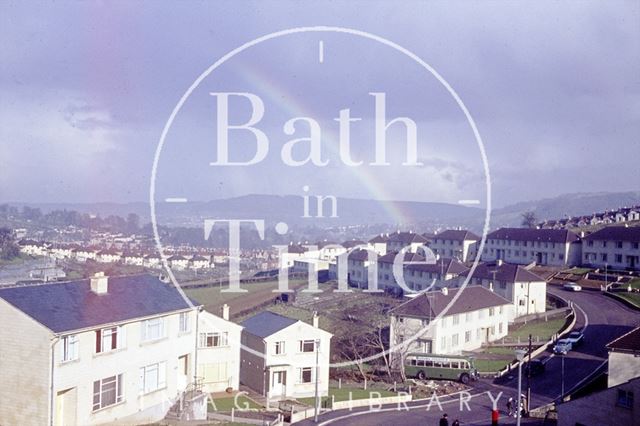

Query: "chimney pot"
left=441, top=287, right=448, bottom=296
left=312, top=311, right=319, bottom=328
left=222, top=304, right=230, bottom=321
left=91, top=272, right=108, bottom=295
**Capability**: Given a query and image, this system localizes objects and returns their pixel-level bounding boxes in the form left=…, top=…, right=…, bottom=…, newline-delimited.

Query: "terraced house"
left=0, top=273, right=203, bottom=426
left=481, top=228, right=582, bottom=267
left=582, top=226, right=640, bottom=271
left=429, top=229, right=480, bottom=262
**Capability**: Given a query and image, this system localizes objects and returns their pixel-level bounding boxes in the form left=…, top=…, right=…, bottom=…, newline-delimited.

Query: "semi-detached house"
left=0, top=273, right=202, bottom=426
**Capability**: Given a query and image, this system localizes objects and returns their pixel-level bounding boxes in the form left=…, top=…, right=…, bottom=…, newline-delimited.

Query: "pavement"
left=296, top=287, right=640, bottom=425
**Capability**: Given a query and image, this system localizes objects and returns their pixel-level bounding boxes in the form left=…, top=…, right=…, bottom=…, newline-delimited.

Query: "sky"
left=1, top=1, right=639, bottom=209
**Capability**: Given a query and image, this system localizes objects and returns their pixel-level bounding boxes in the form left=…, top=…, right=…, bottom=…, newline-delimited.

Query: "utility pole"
left=314, top=339, right=321, bottom=423
left=527, top=334, right=532, bottom=414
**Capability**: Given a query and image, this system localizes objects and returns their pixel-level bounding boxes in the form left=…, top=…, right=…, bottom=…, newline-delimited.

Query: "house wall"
left=390, top=304, right=511, bottom=359
left=481, top=239, right=581, bottom=267
left=429, top=239, right=477, bottom=262
left=582, top=239, right=640, bottom=270
left=557, top=378, right=639, bottom=426
left=52, top=309, right=197, bottom=426
left=468, top=277, right=547, bottom=318
left=240, top=332, right=267, bottom=395
left=608, top=351, right=640, bottom=388
left=196, top=311, right=242, bottom=392
left=264, top=323, right=331, bottom=399
left=0, top=299, right=52, bottom=425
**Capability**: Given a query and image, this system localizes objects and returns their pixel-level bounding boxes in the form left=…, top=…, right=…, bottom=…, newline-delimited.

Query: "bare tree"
left=521, top=211, right=537, bottom=228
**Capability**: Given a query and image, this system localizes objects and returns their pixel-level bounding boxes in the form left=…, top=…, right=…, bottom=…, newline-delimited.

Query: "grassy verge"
left=508, top=317, right=567, bottom=341
left=561, top=267, right=592, bottom=275
left=297, top=387, right=397, bottom=406
left=208, top=395, right=263, bottom=412
left=475, top=359, right=513, bottom=373
left=615, top=292, right=640, bottom=308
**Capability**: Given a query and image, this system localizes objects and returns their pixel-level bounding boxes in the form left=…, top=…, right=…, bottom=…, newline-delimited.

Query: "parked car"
left=566, top=331, right=585, bottom=347
left=553, top=339, right=573, bottom=355
left=563, top=283, right=582, bottom=292
left=524, top=355, right=550, bottom=376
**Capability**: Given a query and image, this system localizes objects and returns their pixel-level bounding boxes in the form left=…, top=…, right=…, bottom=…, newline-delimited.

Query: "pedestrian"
left=452, top=419, right=460, bottom=426
left=506, top=397, right=513, bottom=417
left=439, top=413, right=449, bottom=426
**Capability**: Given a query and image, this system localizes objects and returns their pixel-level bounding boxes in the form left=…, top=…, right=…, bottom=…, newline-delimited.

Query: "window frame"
left=61, top=334, right=79, bottom=362
left=92, top=374, right=124, bottom=411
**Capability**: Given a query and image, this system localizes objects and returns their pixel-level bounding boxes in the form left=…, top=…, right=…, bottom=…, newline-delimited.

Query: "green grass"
left=297, top=387, right=398, bottom=406
left=208, top=395, right=262, bottom=412
left=508, top=317, right=566, bottom=341
left=627, top=278, right=640, bottom=290
left=485, top=346, right=518, bottom=356
left=616, top=292, right=640, bottom=308
left=475, top=359, right=513, bottom=373
left=561, top=267, right=592, bottom=275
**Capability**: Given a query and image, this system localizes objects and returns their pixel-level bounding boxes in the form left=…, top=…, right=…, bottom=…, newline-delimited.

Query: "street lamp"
left=314, top=339, right=321, bottom=423
left=561, top=353, right=565, bottom=399
left=515, top=349, right=527, bottom=426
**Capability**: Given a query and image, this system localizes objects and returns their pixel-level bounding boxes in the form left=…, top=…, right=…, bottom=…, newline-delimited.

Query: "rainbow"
left=235, top=63, right=410, bottom=226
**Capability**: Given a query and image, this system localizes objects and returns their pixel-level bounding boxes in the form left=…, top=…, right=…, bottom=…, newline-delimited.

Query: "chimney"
left=489, top=282, right=494, bottom=292
left=441, top=287, right=448, bottom=296
left=91, top=272, right=108, bottom=295
left=496, top=259, right=503, bottom=267
left=312, top=311, right=319, bottom=328
left=222, top=304, right=230, bottom=321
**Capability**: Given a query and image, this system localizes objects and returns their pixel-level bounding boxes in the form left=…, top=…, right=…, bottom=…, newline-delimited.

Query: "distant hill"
left=491, top=191, right=640, bottom=228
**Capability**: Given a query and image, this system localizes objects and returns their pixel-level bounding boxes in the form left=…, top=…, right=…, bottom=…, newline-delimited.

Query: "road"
left=297, top=287, right=640, bottom=425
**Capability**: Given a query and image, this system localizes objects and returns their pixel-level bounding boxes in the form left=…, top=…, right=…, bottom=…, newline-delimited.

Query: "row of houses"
left=538, top=205, right=640, bottom=230
left=0, top=273, right=332, bottom=425
left=17, top=240, right=216, bottom=270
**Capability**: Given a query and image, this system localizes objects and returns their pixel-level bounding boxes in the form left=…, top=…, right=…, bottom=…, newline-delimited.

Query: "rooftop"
left=462, top=262, right=545, bottom=283
left=390, top=286, right=511, bottom=319
left=241, top=311, right=299, bottom=338
left=607, top=326, right=640, bottom=353
left=0, top=274, right=195, bottom=334
left=434, top=229, right=480, bottom=242
left=583, top=226, right=640, bottom=243
left=487, top=228, right=580, bottom=244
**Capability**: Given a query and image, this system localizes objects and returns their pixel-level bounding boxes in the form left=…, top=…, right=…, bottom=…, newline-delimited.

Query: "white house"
left=368, top=234, right=389, bottom=255
left=459, top=261, right=547, bottom=318
left=122, top=252, right=145, bottom=266
left=168, top=255, right=189, bottom=271
left=197, top=305, right=242, bottom=393
left=18, top=239, right=48, bottom=256
left=606, top=325, right=640, bottom=388
left=582, top=226, right=640, bottom=271
left=239, top=311, right=332, bottom=401
left=96, top=249, right=122, bottom=264
left=481, top=228, right=582, bottom=267
left=389, top=286, right=512, bottom=358
left=74, top=247, right=98, bottom=262
left=144, top=254, right=162, bottom=269
left=190, top=255, right=212, bottom=270
left=0, top=273, right=204, bottom=426
left=429, top=230, right=480, bottom=262
left=386, top=231, right=429, bottom=254
left=278, top=244, right=308, bottom=269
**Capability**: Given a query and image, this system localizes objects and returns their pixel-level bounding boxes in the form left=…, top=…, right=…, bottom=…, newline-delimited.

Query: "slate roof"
left=342, top=240, right=366, bottom=249
left=387, top=232, right=429, bottom=245
left=583, top=226, right=640, bottom=243
left=487, top=228, right=580, bottom=244
left=405, top=258, right=469, bottom=275
left=462, top=262, right=545, bottom=283
left=0, top=274, right=195, bottom=334
left=607, top=326, right=640, bottom=353
left=241, top=311, right=298, bottom=338
left=390, top=286, right=511, bottom=318
left=378, top=251, right=426, bottom=264
left=434, top=230, right=480, bottom=242
left=369, top=234, right=389, bottom=244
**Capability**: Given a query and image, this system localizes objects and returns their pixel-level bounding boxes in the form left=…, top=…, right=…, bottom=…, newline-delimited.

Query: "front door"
left=271, top=371, right=286, bottom=397
left=177, top=354, right=189, bottom=391
left=55, top=388, right=77, bottom=426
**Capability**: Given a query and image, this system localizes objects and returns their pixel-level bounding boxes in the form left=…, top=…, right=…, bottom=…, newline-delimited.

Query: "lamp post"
left=561, top=353, right=565, bottom=399
left=515, top=349, right=526, bottom=426
left=314, top=339, right=321, bottom=423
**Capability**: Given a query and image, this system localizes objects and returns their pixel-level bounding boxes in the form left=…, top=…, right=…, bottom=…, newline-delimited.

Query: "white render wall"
left=429, top=239, right=477, bottom=262
left=464, top=277, right=547, bottom=318
left=51, top=309, right=198, bottom=426
left=481, top=239, right=582, bottom=267
left=196, top=311, right=242, bottom=392
left=582, top=239, right=640, bottom=270
left=608, top=351, right=640, bottom=388
left=390, top=304, right=512, bottom=358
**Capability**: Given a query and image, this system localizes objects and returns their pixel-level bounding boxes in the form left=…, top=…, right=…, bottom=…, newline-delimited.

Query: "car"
left=563, top=283, right=582, bottom=291
left=566, top=330, right=585, bottom=347
left=524, top=356, right=550, bottom=376
left=553, top=339, right=572, bottom=355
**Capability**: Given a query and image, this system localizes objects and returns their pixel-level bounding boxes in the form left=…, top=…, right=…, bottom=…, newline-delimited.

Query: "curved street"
left=297, top=288, right=640, bottom=425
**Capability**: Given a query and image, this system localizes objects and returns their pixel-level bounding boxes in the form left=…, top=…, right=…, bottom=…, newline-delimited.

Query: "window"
left=141, top=318, right=165, bottom=342
left=452, top=315, right=459, bottom=325
left=500, top=281, right=507, bottom=290
left=634, top=243, right=639, bottom=250
left=617, top=241, right=623, bottom=249
left=616, top=254, right=623, bottom=263
left=300, top=340, right=316, bottom=353
left=617, top=389, right=634, bottom=409
left=465, top=312, right=472, bottom=322
left=199, top=332, right=228, bottom=347
left=299, top=367, right=313, bottom=383
left=274, top=341, right=285, bottom=355
left=179, top=312, right=190, bottom=333
left=588, top=240, right=593, bottom=247
left=440, top=336, right=447, bottom=349
left=601, top=253, right=608, bottom=262
left=93, top=374, right=123, bottom=411
left=465, top=331, right=471, bottom=343
left=60, top=335, right=79, bottom=362
left=499, top=323, right=503, bottom=334
left=96, top=327, right=122, bottom=353
left=489, top=307, right=495, bottom=317
left=452, top=334, right=459, bottom=347
left=139, top=362, right=166, bottom=394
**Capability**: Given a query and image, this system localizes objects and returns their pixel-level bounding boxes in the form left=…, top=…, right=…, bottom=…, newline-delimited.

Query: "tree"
left=0, top=227, right=19, bottom=260
left=521, top=211, right=537, bottom=228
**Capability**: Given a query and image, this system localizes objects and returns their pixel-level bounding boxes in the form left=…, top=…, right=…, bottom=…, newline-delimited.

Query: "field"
left=185, top=278, right=308, bottom=318
left=297, top=387, right=398, bottom=407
